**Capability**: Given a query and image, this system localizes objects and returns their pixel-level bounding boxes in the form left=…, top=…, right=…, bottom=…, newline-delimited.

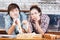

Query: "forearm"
left=35, top=22, right=44, bottom=34
left=37, top=26, right=44, bottom=34
left=18, top=24, right=23, bottom=33
left=25, top=22, right=32, bottom=33
left=8, top=25, right=15, bottom=35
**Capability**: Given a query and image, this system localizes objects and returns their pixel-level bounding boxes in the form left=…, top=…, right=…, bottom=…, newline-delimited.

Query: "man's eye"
left=16, top=9, right=18, bottom=11
left=31, top=13, right=33, bottom=15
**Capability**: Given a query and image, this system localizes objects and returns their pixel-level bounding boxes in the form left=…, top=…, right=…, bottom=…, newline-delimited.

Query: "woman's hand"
left=22, top=20, right=29, bottom=32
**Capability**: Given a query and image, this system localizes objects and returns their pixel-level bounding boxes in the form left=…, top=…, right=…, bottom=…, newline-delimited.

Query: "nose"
left=14, top=11, right=18, bottom=14
left=33, top=14, right=36, bottom=17
left=14, top=11, right=17, bottom=13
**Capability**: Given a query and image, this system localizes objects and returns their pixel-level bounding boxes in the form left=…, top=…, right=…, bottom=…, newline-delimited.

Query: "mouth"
left=32, top=18, right=36, bottom=20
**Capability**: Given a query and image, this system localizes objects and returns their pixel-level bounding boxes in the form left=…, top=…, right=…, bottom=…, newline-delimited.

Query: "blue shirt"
left=5, top=12, right=27, bottom=35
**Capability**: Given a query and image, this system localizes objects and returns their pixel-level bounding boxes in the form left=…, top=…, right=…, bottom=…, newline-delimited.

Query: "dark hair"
left=30, top=5, right=42, bottom=24
left=8, top=3, right=20, bottom=15
left=30, top=5, right=42, bottom=15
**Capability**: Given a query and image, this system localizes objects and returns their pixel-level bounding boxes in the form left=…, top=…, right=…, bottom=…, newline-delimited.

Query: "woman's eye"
left=16, top=9, right=18, bottom=11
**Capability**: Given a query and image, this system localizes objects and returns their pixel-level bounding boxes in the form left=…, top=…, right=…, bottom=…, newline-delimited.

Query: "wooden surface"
left=47, top=31, right=60, bottom=35
left=0, top=30, right=60, bottom=40
left=0, top=33, right=60, bottom=40
left=44, top=33, right=60, bottom=40
left=0, top=29, right=7, bottom=34
left=0, top=10, right=29, bottom=12
left=16, top=33, right=60, bottom=40
left=0, top=38, right=50, bottom=40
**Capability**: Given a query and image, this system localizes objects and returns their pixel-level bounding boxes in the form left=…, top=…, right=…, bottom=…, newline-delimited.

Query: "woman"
left=5, top=3, right=29, bottom=35
left=29, top=5, right=50, bottom=34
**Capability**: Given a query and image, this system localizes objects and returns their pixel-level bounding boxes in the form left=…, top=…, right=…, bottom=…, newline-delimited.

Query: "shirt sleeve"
left=41, top=14, right=50, bottom=33
left=5, top=15, right=16, bottom=35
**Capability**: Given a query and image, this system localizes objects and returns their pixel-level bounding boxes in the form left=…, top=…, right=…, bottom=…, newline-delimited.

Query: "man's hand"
left=13, top=18, right=21, bottom=30
left=12, top=19, right=17, bottom=26
left=16, top=19, right=21, bottom=25
left=13, top=18, right=21, bottom=25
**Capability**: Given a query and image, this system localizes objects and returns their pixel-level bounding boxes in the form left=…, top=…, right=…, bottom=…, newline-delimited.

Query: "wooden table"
left=0, top=33, right=60, bottom=40
left=0, top=37, right=57, bottom=40
left=44, top=33, right=60, bottom=40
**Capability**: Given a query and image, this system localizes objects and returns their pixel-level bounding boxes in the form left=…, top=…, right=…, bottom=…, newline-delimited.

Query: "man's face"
left=30, top=9, right=40, bottom=21
left=10, top=8, right=19, bottom=19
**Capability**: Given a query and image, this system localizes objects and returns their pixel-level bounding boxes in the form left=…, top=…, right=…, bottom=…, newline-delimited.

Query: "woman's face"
left=10, top=8, right=19, bottom=19
left=30, top=9, right=40, bottom=21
